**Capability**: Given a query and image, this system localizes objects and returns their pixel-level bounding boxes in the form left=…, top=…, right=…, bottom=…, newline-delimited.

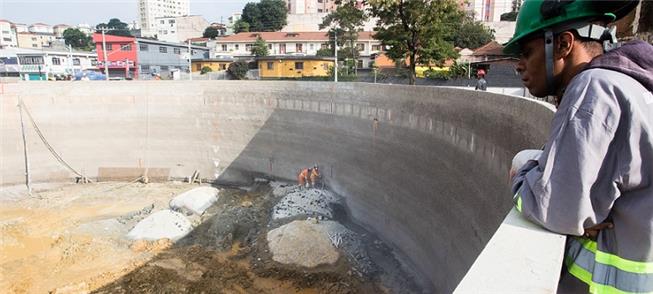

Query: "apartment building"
left=138, top=0, right=190, bottom=37
left=17, top=32, right=56, bottom=49
left=0, top=47, right=96, bottom=80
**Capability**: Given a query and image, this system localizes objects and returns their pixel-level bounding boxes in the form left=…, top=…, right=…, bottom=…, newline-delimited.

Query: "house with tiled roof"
left=211, top=31, right=382, bottom=69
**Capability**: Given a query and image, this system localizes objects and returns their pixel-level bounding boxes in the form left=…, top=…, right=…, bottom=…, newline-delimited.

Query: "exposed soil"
left=1, top=180, right=422, bottom=294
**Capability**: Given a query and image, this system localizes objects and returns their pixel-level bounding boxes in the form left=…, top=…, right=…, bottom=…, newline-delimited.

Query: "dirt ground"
left=1, top=181, right=411, bottom=294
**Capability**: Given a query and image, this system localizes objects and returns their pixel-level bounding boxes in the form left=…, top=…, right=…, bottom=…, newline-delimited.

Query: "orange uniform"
left=310, top=168, right=320, bottom=187
left=298, top=168, right=310, bottom=187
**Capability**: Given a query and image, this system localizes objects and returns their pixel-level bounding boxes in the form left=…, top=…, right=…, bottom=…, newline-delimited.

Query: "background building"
left=0, top=20, right=18, bottom=48
left=155, top=15, right=208, bottom=43
left=463, top=0, right=512, bottom=22
left=28, top=23, right=53, bottom=34
left=53, top=24, right=71, bottom=38
left=0, top=47, right=96, bottom=80
left=92, top=32, right=209, bottom=79
left=17, top=32, right=56, bottom=49
left=138, top=0, right=190, bottom=37
left=214, top=31, right=381, bottom=69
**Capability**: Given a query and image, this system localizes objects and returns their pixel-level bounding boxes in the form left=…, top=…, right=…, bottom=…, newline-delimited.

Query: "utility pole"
left=68, top=44, right=73, bottom=78
left=334, top=32, right=338, bottom=83
left=188, top=39, right=192, bottom=81
left=101, top=29, right=109, bottom=80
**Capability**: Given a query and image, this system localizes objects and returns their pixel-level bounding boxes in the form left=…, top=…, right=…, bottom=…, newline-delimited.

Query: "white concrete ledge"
left=455, top=208, right=566, bottom=293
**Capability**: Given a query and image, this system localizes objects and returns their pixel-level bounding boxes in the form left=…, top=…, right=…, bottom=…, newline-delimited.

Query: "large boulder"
left=126, top=209, right=193, bottom=241
left=170, top=186, right=219, bottom=215
left=266, top=219, right=341, bottom=268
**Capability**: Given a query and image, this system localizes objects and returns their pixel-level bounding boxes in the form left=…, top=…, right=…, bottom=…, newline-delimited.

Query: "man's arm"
left=510, top=77, right=622, bottom=236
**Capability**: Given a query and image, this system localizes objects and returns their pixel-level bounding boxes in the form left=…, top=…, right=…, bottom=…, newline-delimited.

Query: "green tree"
left=96, top=18, right=132, bottom=36
left=450, top=19, right=495, bottom=49
left=203, top=26, right=221, bottom=39
left=257, top=0, right=288, bottom=31
left=369, top=0, right=464, bottom=85
left=228, top=61, right=249, bottom=79
left=234, top=19, right=250, bottom=33
left=242, top=3, right=262, bottom=31
left=200, top=66, right=213, bottom=74
left=320, top=0, right=368, bottom=75
left=63, top=28, right=92, bottom=50
left=240, top=0, right=287, bottom=32
left=251, top=36, right=269, bottom=57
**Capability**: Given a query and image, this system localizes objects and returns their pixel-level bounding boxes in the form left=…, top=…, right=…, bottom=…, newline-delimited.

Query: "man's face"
left=516, top=37, right=548, bottom=97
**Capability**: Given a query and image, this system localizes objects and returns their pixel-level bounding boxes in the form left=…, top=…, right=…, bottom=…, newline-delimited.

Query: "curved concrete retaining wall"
left=0, top=81, right=554, bottom=292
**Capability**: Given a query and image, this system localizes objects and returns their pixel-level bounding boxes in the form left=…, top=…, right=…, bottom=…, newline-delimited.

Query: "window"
left=3, top=37, right=11, bottom=41
left=295, top=62, right=303, bottom=70
left=106, top=44, right=112, bottom=50
left=296, top=43, right=303, bottom=52
left=159, top=46, right=167, bottom=53
left=279, top=44, right=286, bottom=54
left=357, top=59, right=363, bottom=68
left=318, top=9, right=323, bottom=12
left=160, top=65, right=169, bottom=71
left=169, top=20, right=175, bottom=24
left=267, top=62, right=274, bottom=70
left=268, top=44, right=272, bottom=50
left=309, top=43, right=314, bottom=50
left=372, top=44, right=381, bottom=51
left=245, top=44, right=253, bottom=51
left=121, top=44, right=131, bottom=51
left=174, top=48, right=181, bottom=54
left=220, top=64, right=226, bottom=70
left=140, top=44, right=148, bottom=51
left=356, top=43, right=365, bottom=51
left=51, top=57, right=61, bottom=65
left=1, top=30, right=9, bottom=34
left=31, top=37, right=37, bottom=41
left=221, top=44, right=227, bottom=51
left=234, top=44, right=239, bottom=50
left=32, top=44, right=38, bottom=47
left=19, top=56, right=44, bottom=64
left=195, top=64, right=202, bottom=71
left=73, top=58, right=80, bottom=65
left=160, top=20, right=165, bottom=24
left=321, top=43, right=329, bottom=49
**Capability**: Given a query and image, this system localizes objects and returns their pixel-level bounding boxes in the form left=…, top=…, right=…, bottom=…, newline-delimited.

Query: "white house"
left=213, top=31, right=382, bottom=69
left=0, top=47, right=97, bottom=80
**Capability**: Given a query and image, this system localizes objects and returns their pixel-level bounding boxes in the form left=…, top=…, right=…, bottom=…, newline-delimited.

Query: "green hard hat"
left=503, top=0, right=639, bottom=54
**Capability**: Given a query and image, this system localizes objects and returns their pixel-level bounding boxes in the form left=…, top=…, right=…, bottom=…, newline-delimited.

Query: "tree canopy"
left=450, top=19, right=495, bottom=49
left=251, top=36, right=269, bottom=57
left=96, top=18, right=132, bottom=36
left=319, top=0, right=368, bottom=70
left=369, top=0, right=464, bottom=85
left=63, top=28, right=92, bottom=50
left=239, top=0, right=288, bottom=32
left=203, top=26, right=221, bottom=39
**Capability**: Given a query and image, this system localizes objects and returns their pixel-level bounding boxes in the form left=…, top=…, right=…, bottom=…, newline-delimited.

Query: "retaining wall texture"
left=0, top=81, right=553, bottom=292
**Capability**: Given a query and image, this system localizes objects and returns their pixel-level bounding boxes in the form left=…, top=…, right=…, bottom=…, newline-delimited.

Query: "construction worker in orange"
left=310, top=165, right=321, bottom=188
left=297, top=167, right=311, bottom=188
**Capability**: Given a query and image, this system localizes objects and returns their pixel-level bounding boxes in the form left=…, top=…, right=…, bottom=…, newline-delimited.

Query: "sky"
left=0, top=0, right=250, bottom=26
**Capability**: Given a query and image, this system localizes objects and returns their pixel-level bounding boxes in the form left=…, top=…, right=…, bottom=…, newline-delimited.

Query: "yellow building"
left=258, top=56, right=334, bottom=79
left=191, top=58, right=233, bottom=72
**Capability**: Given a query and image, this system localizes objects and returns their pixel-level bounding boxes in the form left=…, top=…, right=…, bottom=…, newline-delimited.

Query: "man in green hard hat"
left=507, top=0, right=653, bottom=293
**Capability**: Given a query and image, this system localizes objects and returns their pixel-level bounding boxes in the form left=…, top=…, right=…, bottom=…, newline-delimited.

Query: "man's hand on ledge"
left=583, top=222, right=614, bottom=241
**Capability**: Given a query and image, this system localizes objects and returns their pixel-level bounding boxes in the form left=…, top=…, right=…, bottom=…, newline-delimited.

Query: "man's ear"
left=555, top=31, right=574, bottom=58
